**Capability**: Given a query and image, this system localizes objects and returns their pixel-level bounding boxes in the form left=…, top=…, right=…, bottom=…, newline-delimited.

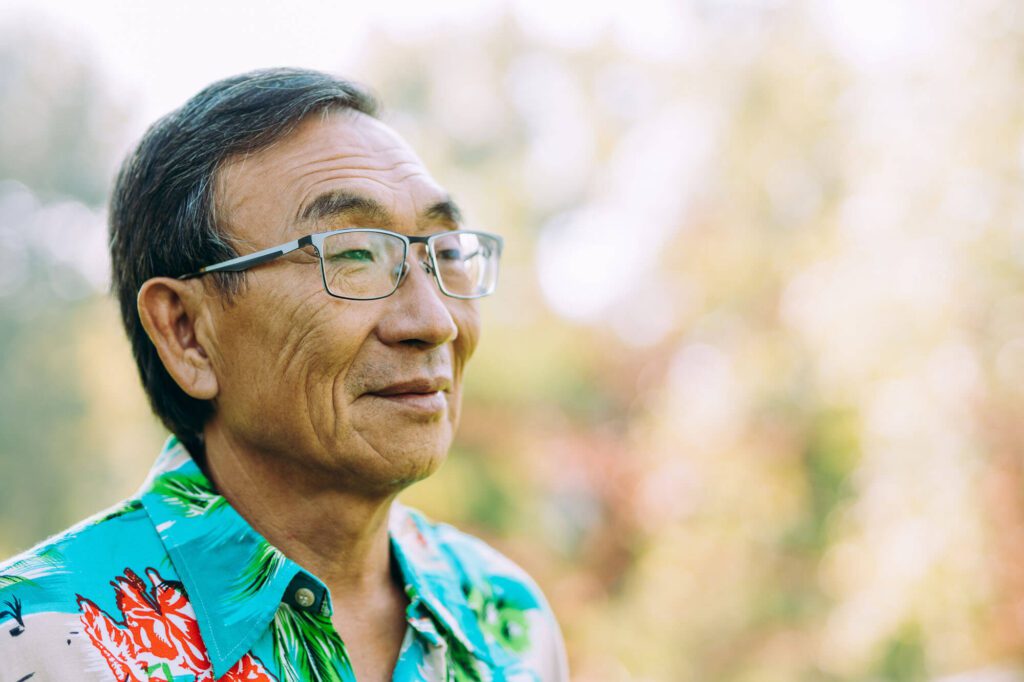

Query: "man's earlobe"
left=137, top=278, right=219, bottom=400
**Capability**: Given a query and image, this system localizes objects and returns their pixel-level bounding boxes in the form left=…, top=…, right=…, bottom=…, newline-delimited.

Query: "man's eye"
left=437, top=248, right=464, bottom=261
left=331, top=249, right=375, bottom=262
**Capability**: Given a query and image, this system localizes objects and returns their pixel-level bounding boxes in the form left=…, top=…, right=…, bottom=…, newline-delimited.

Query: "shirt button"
left=294, top=587, right=316, bottom=608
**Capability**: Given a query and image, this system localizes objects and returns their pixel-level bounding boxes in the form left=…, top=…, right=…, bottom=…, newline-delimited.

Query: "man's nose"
left=377, top=253, right=458, bottom=349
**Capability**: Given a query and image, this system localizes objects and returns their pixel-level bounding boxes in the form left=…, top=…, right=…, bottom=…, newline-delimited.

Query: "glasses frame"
left=178, top=228, right=504, bottom=301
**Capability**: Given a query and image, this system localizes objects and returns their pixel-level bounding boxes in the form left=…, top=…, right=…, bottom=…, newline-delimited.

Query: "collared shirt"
left=0, top=437, right=568, bottom=681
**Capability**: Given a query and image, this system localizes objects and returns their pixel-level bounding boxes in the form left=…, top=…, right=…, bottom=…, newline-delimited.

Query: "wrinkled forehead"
left=218, top=108, right=421, bottom=179
left=212, top=109, right=450, bottom=242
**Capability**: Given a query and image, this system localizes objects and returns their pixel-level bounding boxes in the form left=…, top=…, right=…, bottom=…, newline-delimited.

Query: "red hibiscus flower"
left=77, top=567, right=275, bottom=682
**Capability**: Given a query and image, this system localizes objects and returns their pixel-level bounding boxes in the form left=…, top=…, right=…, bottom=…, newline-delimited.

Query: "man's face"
left=201, top=109, right=480, bottom=493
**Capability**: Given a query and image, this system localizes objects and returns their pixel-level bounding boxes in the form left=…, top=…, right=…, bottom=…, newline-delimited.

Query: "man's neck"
left=201, top=426, right=412, bottom=681
left=201, top=426, right=400, bottom=601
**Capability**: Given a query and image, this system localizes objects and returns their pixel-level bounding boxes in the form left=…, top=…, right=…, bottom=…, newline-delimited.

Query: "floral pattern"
left=77, top=567, right=275, bottom=681
left=0, top=436, right=567, bottom=681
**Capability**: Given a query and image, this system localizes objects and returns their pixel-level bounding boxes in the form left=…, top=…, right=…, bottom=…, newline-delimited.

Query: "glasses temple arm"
left=178, top=237, right=308, bottom=280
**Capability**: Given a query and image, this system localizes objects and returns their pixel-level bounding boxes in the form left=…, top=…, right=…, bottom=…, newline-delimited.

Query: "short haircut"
left=109, top=68, right=379, bottom=462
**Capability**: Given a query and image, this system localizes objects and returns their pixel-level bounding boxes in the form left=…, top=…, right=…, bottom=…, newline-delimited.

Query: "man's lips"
left=365, top=378, right=451, bottom=414
left=367, top=378, right=451, bottom=397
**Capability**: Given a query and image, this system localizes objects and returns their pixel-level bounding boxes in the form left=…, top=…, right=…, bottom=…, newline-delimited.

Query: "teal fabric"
left=0, top=437, right=567, bottom=681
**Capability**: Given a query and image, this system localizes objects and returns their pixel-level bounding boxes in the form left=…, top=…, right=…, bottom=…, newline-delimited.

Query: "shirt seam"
left=170, top=545, right=230, bottom=665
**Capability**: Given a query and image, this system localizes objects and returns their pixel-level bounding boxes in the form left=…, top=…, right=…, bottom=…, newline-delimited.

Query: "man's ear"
left=137, top=278, right=219, bottom=400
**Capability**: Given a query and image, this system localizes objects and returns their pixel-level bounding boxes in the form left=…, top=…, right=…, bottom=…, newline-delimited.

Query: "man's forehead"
left=218, top=110, right=419, bottom=185
left=213, top=109, right=452, bottom=238
left=292, top=108, right=414, bottom=159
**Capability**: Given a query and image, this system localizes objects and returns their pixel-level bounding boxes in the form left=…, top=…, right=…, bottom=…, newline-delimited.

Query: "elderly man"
left=0, top=69, right=568, bottom=681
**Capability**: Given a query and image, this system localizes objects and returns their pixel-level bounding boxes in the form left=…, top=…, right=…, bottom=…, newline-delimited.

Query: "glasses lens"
left=431, top=232, right=501, bottom=297
left=321, top=231, right=407, bottom=299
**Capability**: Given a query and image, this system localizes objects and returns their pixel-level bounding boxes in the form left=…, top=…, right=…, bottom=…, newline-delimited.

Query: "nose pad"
left=393, top=259, right=436, bottom=288
left=394, top=261, right=411, bottom=287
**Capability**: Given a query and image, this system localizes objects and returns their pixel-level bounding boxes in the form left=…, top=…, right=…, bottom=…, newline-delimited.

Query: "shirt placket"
left=398, top=585, right=451, bottom=681
left=274, top=573, right=358, bottom=681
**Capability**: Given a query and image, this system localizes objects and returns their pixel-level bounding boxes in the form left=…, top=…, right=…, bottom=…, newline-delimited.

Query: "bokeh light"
left=3, top=1, right=1024, bottom=679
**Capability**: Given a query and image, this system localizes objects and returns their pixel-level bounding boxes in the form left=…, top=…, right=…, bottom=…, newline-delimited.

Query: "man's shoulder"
left=0, top=497, right=165, bottom=681
left=396, top=505, right=570, bottom=679
left=400, top=504, right=544, bottom=595
left=0, top=496, right=151, bottom=606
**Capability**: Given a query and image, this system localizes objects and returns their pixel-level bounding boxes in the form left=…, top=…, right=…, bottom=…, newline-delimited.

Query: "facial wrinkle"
left=325, top=365, right=346, bottom=454
left=199, top=108, right=479, bottom=510
left=299, top=172, right=434, bottom=211
left=274, top=299, right=329, bottom=431
left=291, top=151, right=420, bottom=177
left=279, top=301, right=330, bottom=360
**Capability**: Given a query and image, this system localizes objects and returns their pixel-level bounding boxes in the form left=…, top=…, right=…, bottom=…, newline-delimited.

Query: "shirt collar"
left=389, top=504, right=493, bottom=665
left=139, top=437, right=492, bottom=677
left=139, top=437, right=308, bottom=678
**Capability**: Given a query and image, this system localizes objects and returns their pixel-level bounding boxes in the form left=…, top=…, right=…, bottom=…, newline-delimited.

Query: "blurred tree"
left=0, top=24, right=125, bottom=205
left=0, top=23, right=158, bottom=555
left=5, top=2, right=1024, bottom=680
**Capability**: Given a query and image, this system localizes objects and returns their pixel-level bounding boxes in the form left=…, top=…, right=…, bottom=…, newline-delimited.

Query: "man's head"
left=110, top=69, right=484, bottom=490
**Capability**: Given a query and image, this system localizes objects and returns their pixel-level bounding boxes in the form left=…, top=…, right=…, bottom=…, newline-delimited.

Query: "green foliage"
left=0, top=295, right=93, bottom=552
left=873, top=624, right=928, bottom=682
left=782, top=408, right=861, bottom=555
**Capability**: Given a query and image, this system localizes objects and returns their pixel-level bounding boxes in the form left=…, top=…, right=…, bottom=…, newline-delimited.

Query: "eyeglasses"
left=179, top=228, right=504, bottom=300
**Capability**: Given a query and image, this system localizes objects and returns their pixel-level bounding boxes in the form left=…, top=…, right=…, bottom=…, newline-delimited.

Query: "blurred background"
left=2, top=0, right=1024, bottom=679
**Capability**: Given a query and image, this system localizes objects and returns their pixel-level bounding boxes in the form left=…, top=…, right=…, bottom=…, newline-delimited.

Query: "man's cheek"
left=452, top=305, right=481, bottom=361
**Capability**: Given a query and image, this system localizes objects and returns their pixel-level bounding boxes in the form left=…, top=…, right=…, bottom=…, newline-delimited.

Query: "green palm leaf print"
left=0, top=546, right=63, bottom=590
left=152, top=471, right=226, bottom=517
left=0, top=574, right=28, bottom=590
left=233, top=540, right=287, bottom=601
left=448, top=640, right=485, bottom=682
left=95, top=498, right=144, bottom=524
left=272, top=602, right=354, bottom=682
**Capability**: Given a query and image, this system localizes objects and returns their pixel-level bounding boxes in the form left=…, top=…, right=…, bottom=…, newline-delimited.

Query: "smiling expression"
left=199, top=109, right=481, bottom=494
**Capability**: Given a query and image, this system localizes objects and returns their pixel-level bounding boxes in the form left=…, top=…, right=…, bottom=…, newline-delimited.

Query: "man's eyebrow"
left=299, top=191, right=464, bottom=229
left=300, top=191, right=391, bottom=224
left=422, top=198, right=463, bottom=226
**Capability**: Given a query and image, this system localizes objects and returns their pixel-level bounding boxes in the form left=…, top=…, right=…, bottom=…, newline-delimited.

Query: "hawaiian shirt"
left=0, top=437, right=568, bottom=681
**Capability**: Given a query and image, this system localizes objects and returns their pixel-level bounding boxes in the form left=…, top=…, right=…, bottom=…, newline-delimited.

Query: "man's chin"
left=351, top=447, right=447, bottom=496
left=342, top=409, right=454, bottom=488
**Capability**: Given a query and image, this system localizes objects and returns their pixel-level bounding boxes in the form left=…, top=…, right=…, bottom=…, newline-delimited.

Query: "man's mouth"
left=367, top=378, right=451, bottom=414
